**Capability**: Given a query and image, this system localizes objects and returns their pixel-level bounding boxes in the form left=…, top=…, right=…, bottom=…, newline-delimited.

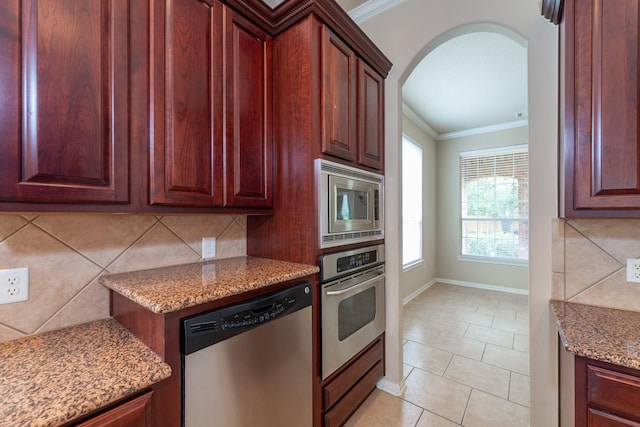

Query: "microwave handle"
left=325, top=271, right=384, bottom=296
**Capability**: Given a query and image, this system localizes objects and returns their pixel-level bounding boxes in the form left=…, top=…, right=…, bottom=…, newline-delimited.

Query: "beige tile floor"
left=346, top=282, right=530, bottom=427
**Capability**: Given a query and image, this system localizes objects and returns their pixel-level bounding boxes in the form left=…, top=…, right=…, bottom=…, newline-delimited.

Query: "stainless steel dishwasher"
left=181, top=281, right=313, bottom=427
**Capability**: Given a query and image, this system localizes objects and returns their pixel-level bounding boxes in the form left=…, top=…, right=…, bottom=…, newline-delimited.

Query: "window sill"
left=457, top=255, right=528, bottom=267
left=403, top=259, right=424, bottom=272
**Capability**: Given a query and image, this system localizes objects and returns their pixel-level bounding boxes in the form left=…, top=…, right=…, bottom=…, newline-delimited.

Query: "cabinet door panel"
left=0, top=0, right=129, bottom=203
left=588, top=408, right=640, bottom=427
left=587, top=365, right=640, bottom=420
left=569, top=0, right=640, bottom=211
left=223, top=8, right=272, bottom=208
left=357, top=60, right=384, bottom=170
left=77, top=391, right=152, bottom=427
left=322, top=28, right=357, bottom=162
left=149, top=0, right=223, bottom=206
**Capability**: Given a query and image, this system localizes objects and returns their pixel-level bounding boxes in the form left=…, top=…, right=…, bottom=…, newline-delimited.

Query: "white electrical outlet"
left=627, top=259, right=640, bottom=283
left=202, top=237, right=216, bottom=259
left=0, top=267, right=29, bottom=305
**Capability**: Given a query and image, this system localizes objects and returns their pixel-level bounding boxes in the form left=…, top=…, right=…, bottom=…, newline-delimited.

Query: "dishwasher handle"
left=182, top=281, right=312, bottom=355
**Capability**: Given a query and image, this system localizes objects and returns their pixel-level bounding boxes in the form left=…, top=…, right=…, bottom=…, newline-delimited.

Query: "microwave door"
left=329, top=176, right=373, bottom=233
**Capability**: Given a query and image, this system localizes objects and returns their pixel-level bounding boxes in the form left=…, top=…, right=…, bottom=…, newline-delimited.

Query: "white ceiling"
left=337, top=0, right=529, bottom=139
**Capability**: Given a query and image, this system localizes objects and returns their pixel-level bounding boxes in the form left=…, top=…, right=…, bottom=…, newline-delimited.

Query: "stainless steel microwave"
left=316, top=159, right=384, bottom=248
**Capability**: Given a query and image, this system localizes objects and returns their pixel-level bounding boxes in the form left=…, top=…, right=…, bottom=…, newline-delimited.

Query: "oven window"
left=336, top=189, right=368, bottom=221
left=337, top=287, right=376, bottom=341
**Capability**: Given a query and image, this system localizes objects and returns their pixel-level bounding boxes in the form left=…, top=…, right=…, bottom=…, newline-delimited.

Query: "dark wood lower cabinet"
left=576, top=357, right=640, bottom=427
left=72, top=391, right=152, bottom=427
left=588, top=409, right=640, bottom=427
left=321, top=336, right=384, bottom=427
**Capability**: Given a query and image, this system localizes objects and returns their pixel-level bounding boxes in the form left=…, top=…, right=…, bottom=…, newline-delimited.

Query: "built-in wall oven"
left=320, top=244, right=385, bottom=380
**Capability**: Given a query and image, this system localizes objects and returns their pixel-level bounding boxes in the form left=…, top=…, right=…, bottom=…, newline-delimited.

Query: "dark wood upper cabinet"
left=223, top=7, right=272, bottom=208
left=563, top=0, right=640, bottom=216
left=149, top=0, right=224, bottom=207
left=357, top=59, right=384, bottom=170
left=322, top=27, right=357, bottom=163
left=321, top=27, right=384, bottom=171
left=149, top=0, right=272, bottom=209
left=0, top=0, right=386, bottom=213
left=0, top=0, right=129, bottom=203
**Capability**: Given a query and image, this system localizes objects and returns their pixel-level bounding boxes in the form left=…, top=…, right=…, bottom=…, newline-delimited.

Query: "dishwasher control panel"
left=222, top=301, right=286, bottom=329
left=181, top=282, right=312, bottom=355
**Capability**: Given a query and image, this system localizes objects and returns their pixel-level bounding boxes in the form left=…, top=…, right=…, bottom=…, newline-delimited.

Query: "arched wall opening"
left=356, top=2, right=559, bottom=425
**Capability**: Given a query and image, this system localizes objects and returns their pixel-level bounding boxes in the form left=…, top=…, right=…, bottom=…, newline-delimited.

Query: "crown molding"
left=437, top=119, right=529, bottom=141
left=402, top=103, right=438, bottom=139
left=402, top=104, right=528, bottom=141
left=348, top=0, right=407, bottom=23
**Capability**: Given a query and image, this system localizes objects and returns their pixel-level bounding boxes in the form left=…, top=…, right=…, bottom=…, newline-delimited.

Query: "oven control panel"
left=337, top=250, right=378, bottom=273
left=320, top=244, right=385, bottom=282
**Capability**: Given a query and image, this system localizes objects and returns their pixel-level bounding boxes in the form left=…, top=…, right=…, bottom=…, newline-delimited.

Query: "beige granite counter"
left=100, top=256, right=319, bottom=314
left=551, top=300, right=640, bottom=370
left=0, top=318, right=171, bottom=427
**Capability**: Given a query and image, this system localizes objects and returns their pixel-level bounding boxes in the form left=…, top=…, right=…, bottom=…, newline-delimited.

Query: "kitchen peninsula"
left=103, top=256, right=319, bottom=426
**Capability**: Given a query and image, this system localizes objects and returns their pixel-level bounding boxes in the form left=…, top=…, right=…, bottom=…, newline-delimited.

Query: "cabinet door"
left=322, top=27, right=357, bottom=162
left=149, top=0, right=224, bottom=206
left=222, top=8, right=272, bottom=208
left=588, top=409, right=640, bottom=427
left=77, top=391, right=152, bottom=427
left=357, top=59, right=384, bottom=170
left=0, top=0, right=129, bottom=203
left=565, top=0, right=640, bottom=213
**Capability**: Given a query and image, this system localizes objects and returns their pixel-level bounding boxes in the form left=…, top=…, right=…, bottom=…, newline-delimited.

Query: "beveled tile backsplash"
left=0, top=214, right=246, bottom=342
left=553, top=218, right=640, bottom=312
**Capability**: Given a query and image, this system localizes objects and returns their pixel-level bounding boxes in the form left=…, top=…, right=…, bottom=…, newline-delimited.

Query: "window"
left=460, top=145, right=528, bottom=262
left=403, top=137, right=422, bottom=267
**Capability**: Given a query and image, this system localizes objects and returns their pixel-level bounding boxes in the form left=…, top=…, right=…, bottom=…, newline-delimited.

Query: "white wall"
left=436, top=126, right=529, bottom=292
left=402, top=114, right=437, bottom=301
left=358, top=1, right=559, bottom=425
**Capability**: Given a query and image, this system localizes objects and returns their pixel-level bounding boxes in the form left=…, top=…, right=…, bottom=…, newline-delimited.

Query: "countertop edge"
left=550, top=299, right=640, bottom=371
left=100, top=256, right=320, bottom=314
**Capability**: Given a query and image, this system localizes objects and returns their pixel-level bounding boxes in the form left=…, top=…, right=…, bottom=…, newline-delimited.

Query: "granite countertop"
left=0, top=318, right=171, bottom=427
left=100, top=256, right=320, bottom=314
left=551, top=300, right=640, bottom=370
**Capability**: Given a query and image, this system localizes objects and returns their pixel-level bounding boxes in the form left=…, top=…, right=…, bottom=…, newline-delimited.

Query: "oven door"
left=321, top=266, right=385, bottom=380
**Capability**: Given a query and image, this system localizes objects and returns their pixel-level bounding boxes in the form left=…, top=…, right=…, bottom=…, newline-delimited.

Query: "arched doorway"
left=349, top=3, right=559, bottom=426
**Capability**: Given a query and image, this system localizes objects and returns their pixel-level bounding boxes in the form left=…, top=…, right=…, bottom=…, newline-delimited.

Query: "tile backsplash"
left=0, top=214, right=247, bottom=343
left=553, top=218, right=640, bottom=312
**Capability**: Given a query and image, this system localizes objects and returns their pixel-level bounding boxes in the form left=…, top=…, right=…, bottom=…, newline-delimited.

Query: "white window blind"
left=460, top=145, right=528, bottom=262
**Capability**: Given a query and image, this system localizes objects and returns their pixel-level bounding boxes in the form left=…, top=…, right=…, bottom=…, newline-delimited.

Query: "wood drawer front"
left=589, top=408, right=640, bottom=427
left=323, top=361, right=383, bottom=427
left=75, top=391, right=152, bottom=427
left=588, top=365, right=640, bottom=420
left=323, top=338, right=383, bottom=411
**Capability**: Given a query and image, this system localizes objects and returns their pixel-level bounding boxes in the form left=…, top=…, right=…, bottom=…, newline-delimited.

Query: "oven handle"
left=325, top=271, right=384, bottom=296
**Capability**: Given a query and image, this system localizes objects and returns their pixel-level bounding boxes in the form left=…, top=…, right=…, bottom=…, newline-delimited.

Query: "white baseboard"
left=402, top=279, right=437, bottom=305
left=376, top=377, right=406, bottom=397
left=435, top=278, right=529, bottom=296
